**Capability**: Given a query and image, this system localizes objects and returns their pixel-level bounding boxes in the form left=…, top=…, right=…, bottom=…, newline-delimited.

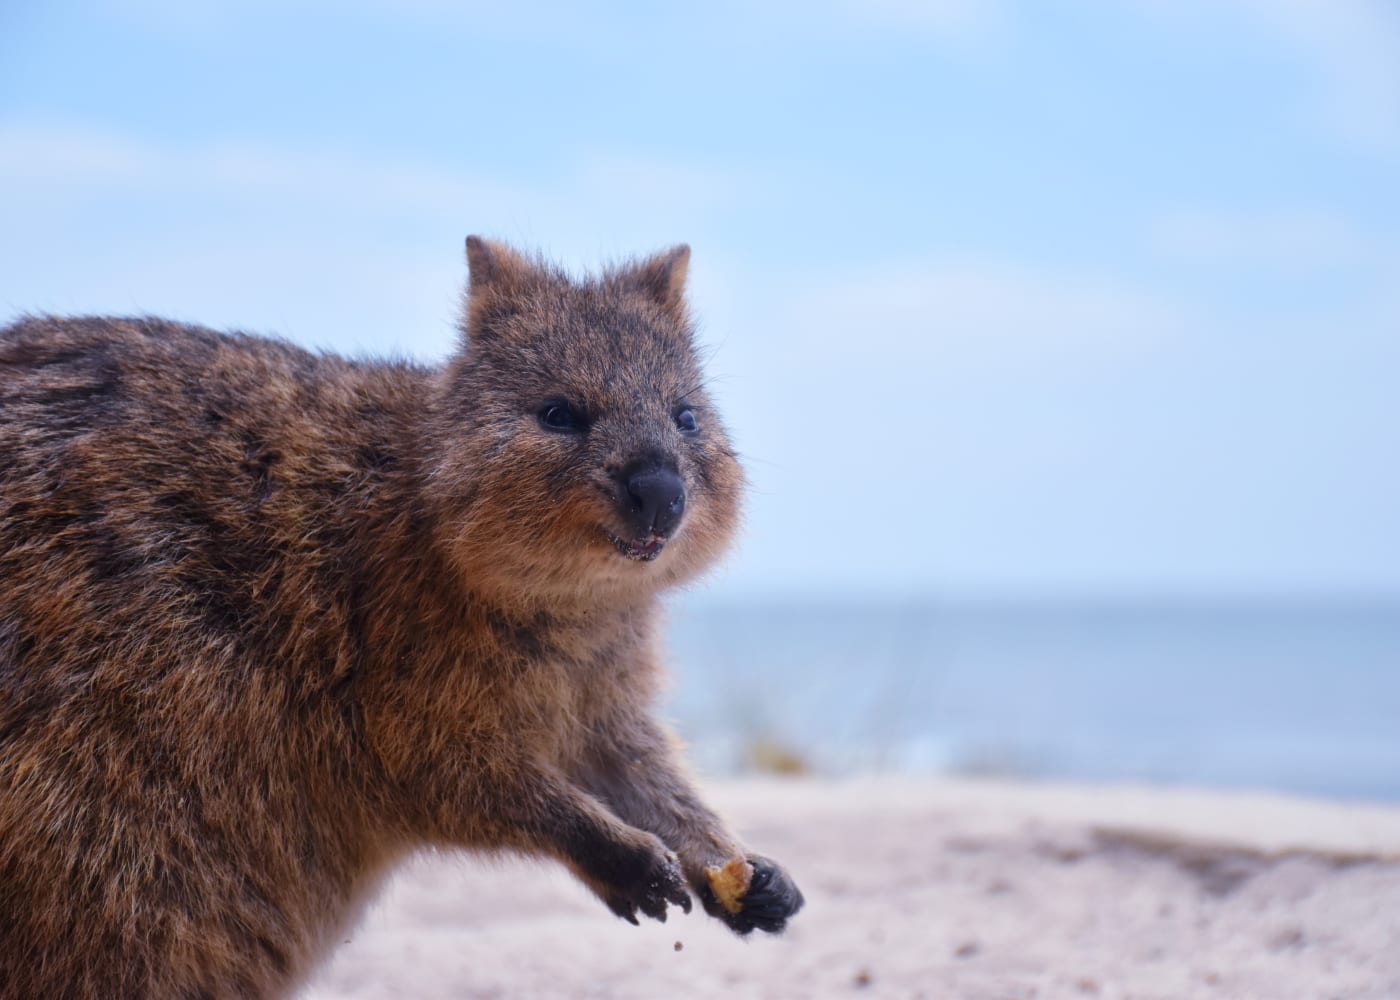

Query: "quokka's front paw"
left=600, top=844, right=692, bottom=926
left=699, top=855, right=805, bottom=936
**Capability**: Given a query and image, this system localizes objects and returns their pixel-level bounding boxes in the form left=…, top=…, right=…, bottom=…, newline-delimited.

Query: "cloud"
left=779, top=257, right=1182, bottom=366
left=0, top=123, right=756, bottom=358
left=834, top=0, right=1008, bottom=37
left=0, top=123, right=571, bottom=221
left=715, top=255, right=1192, bottom=513
left=0, top=123, right=744, bottom=202
left=91, top=0, right=604, bottom=41
left=1150, top=207, right=1390, bottom=273
left=0, top=123, right=516, bottom=212
left=1132, top=0, right=1400, bottom=153
left=709, top=246, right=1400, bottom=598
left=1236, top=0, right=1400, bottom=152
left=0, top=122, right=754, bottom=261
left=94, top=0, right=1007, bottom=48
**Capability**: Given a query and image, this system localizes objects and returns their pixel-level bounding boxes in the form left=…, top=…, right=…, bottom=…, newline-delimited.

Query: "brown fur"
left=0, top=239, right=802, bottom=998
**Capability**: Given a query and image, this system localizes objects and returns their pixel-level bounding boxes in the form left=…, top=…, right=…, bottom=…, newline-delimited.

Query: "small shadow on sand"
left=1086, top=827, right=1387, bottom=898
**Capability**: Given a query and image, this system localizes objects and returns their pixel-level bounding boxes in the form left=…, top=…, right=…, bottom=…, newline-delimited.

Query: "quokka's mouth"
left=608, top=532, right=666, bottom=562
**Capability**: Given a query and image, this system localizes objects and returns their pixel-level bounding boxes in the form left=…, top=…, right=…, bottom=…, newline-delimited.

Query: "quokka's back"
left=0, top=238, right=803, bottom=997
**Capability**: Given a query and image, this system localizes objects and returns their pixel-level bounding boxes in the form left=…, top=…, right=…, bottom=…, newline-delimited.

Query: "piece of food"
left=703, top=857, right=755, bottom=915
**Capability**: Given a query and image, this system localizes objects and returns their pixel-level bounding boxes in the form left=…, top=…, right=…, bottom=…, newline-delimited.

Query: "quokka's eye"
left=538, top=400, right=588, bottom=433
left=674, top=407, right=700, bottom=435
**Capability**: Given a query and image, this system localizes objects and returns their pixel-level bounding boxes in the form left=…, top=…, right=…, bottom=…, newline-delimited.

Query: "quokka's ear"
left=465, top=236, right=534, bottom=297
left=632, top=244, right=691, bottom=317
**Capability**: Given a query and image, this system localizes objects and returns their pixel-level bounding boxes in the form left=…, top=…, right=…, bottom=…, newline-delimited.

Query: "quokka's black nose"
left=622, top=466, right=686, bottom=537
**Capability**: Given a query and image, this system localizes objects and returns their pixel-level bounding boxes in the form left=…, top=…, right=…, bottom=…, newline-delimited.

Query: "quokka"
left=0, top=238, right=804, bottom=997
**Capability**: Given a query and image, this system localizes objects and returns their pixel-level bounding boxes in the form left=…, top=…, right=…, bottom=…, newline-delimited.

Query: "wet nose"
left=621, top=466, right=686, bottom=538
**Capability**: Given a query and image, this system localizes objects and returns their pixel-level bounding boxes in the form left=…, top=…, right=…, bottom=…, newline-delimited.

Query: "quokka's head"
left=426, top=237, right=744, bottom=604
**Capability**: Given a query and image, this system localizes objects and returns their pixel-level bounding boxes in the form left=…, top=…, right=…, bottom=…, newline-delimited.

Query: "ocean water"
left=660, top=601, right=1400, bottom=802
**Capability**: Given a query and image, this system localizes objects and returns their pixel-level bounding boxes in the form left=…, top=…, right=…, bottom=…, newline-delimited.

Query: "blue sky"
left=2, top=0, right=1397, bottom=600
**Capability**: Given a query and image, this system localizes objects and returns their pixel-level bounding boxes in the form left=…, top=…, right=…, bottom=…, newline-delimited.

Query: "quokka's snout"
left=615, top=459, right=685, bottom=538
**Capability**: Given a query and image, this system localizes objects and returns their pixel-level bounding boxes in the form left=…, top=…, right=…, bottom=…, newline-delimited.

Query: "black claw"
left=664, top=880, right=692, bottom=912
left=600, top=845, right=692, bottom=926
left=641, top=892, right=668, bottom=922
left=606, top=895, right=641, bottom=925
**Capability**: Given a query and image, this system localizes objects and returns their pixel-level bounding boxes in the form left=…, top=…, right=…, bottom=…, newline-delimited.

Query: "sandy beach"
left=304, top=777, right=1400, bottom=1000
